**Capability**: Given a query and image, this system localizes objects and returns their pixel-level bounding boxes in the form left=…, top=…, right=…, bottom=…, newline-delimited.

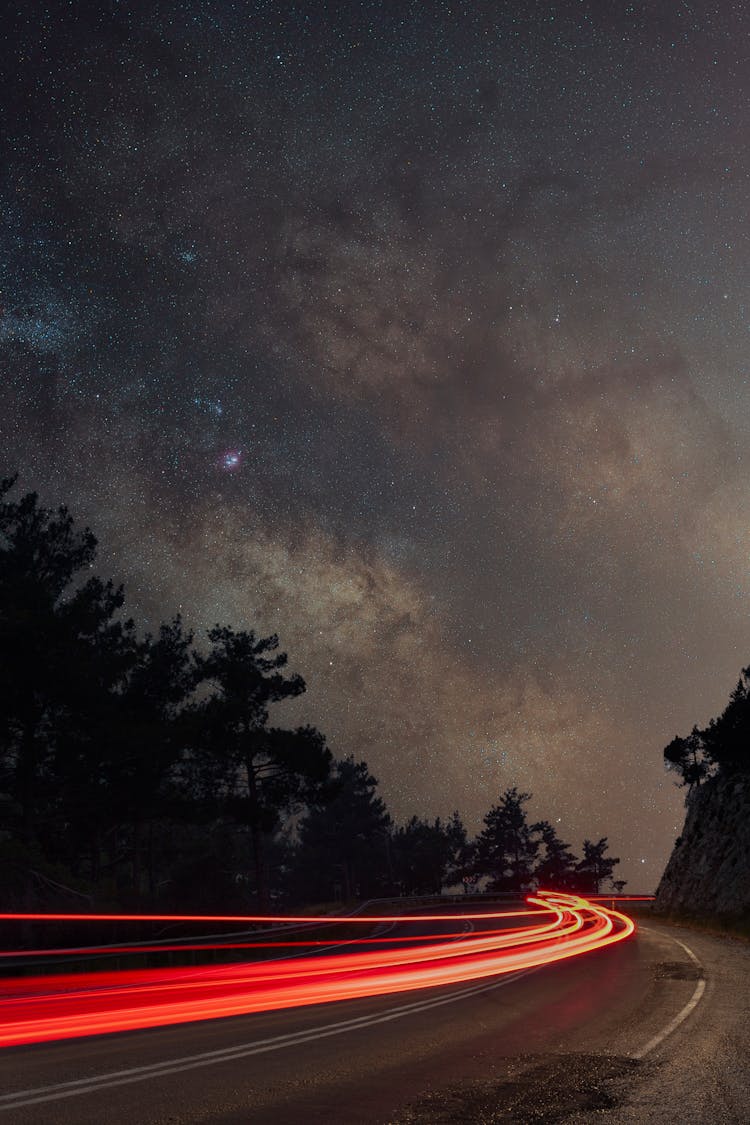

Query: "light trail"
left=0, top=892, right=635, bottom=1048
left=0, top=907, right=550, bottom=924
left=0, top=921, right=562, bottom=961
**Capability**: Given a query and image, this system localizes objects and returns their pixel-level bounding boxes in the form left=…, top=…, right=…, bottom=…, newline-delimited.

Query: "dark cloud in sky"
left=3, top=0, right=749, bottom=886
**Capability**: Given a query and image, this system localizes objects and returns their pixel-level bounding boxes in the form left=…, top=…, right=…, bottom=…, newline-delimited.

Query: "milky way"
left=2, top=2, right=749, bottom=887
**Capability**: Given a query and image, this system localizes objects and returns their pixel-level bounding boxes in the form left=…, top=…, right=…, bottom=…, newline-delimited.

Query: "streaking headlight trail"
left=0, top=892, right=635, bottom=1048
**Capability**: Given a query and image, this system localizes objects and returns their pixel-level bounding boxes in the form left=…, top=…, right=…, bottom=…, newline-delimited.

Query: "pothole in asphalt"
left=654, top=960, right=703, bottom=981
left=390, top=1053, right=642, bottom=1123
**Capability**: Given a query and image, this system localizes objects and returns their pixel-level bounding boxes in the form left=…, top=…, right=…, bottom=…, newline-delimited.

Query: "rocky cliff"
left=654, top=772, right=750, bottom=918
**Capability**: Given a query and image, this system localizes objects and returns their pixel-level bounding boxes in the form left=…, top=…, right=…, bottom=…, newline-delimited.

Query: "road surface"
left=0, top=916, right=747, bottom=1123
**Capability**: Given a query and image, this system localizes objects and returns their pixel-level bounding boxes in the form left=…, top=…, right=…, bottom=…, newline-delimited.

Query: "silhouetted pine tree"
left=0, top=476, right=135, bottom=852
left=701, top=670, right=750, bottom=776
left=294, top=756, right=391, bottom=902
left=663, top=666, right=750, bottom=785
left=663, top=727, right=711, bottom=790
left=474, top=787, right=538, bottom=891
left=391, top=814, right=467, bottom=896
left=574, top=837, right=620, bottom=894
left=532, top=820, right=578, bottom=889
left=189, top=626, right=330, bottom=909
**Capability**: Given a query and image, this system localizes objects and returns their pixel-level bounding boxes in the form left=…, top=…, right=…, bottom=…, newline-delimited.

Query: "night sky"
left=2, top=1, right=748, bottom=889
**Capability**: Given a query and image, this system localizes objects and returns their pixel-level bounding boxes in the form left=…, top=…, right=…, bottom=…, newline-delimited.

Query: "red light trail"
left=0, top=893, right=635, bottom=1049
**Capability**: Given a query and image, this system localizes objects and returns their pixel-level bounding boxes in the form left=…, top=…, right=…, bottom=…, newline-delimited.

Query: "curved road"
left=0, top=917, right=747, bottom=1123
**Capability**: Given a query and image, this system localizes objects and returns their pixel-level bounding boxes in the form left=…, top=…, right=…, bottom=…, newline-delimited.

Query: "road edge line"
left=631, top=930, right=705, bottom=1060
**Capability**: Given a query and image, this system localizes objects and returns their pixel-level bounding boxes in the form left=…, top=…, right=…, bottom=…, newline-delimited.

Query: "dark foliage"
left=391, top=812, right=467, bottom=896
left=533, top=820, right=578, bottom=889
left=574, top=837, right=620, bottom=895
left=187, top=625, right=331, bottom=908
left=663, top=666, right=750, bottom=787
left=0, top=479, right=329, bottom=909
left=0, top=476, right=136, bottom=854
left=473, top=787, right=539, bottom=891
left=0, top=477, right=626, bottom=911
left=471, top=791, right=622, bottom=895
left=293, top=756, right=391, bottom=902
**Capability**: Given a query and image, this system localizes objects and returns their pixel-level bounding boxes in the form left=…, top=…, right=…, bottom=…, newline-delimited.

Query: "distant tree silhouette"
left=533, top=820, right=578, bottom=889
left=294, top=756, right=391, bottom=902
left=663, top=727, right=711, bottom=790
left=443, top=809, right=471, bottom=887
left=701, top=669, right=750, bottom=776
left=663, top=666, right=750, bottom=786
left=392, top=812, right=468, bottom=896
left=474, top=787, right=538, bottom=891
left=574, top=837, right=620, bottom=894
left=190, top=626, right=331, bottom=909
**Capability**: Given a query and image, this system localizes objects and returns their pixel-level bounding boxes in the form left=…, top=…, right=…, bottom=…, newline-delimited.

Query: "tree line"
left=664, top=670, right=750, bottom=789
left=298, top=766, right=623, bottom=903
left=0, top=477, right=622, bottom=911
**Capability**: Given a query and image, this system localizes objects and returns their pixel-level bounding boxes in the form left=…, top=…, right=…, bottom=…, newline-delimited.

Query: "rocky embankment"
left=654, top=772, right=750, bottom=918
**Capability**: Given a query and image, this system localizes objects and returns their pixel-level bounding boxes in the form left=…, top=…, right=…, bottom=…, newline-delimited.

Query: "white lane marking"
left=0, top=969, right=537, bottom=1111
left=667, top=936, right=701, bottom=966
left=631, top=928, right=706, bottom=1060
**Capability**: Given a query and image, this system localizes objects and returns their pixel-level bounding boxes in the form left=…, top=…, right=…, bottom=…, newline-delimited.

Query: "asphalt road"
left=0, top=917, right=747, bottom=1124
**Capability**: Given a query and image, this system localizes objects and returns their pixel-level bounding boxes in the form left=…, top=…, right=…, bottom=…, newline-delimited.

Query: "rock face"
left=654, top=772, right=750, bottom=918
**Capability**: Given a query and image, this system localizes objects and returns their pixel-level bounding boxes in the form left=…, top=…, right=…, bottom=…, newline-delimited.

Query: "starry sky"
left=2, top=1, right=749, bottom=889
